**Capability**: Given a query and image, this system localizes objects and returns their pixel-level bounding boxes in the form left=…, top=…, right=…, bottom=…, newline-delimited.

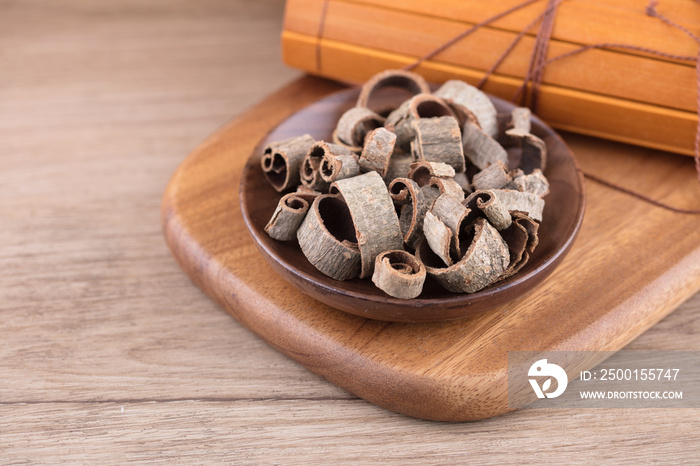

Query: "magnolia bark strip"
left=301, top=141, right=354, bottom=191
left=498, top=212, right=540, bottom=281
left=433, top=79, right=499, bottom=138
left=331, top=171, right=404, bottom=278
left=419, top=218, right=510, bottom=293
left=511, top=168, right=550, bottom=197
left=506, top=128, right=547, bottom=174
left=335, top=106, right=385, bottom=150
left=356, top=69, right=430, bottom=110
left=359, top=127, right=396, bottom=177
left=411, top=116, right=465, bottom=173
left=371, top=250, right=427, bottom=299
left=261, top=134, right=315, bottom=192
left=389, top=177, right=428, bottom=248
left=462, top=122, right=509, bottom=170
left=265, top=193, right=314, bottom=241
left=472, top=161, right=512, bottom=191
left=297, top=194, right=362, bottom=280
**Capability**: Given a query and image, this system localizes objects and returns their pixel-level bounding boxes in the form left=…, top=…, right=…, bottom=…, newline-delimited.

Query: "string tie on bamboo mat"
left=314, top=0, right=700, bottom=214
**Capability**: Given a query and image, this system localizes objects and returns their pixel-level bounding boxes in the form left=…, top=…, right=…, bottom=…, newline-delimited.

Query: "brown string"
left=647, top=1, right=700, bottom=43
left=483, top=0, right=700, bottom=213
left=532, top=1, right=700, bottom=212
left=476, top=6, right=550, bottom=89
left=315, top=0, right=331, bottom=74
left=314, top=0, right=700, bottom=214
left=513, top=0, right=560, bottom=112
left=584, top=172, right=700, bottom=214
left=401, top=0, right=542, bottom=72
left=531, top=0, right=560, bottom=110
left=544, top=43, right=694, bottom=65
left=646, top=1, right=700, bottom=187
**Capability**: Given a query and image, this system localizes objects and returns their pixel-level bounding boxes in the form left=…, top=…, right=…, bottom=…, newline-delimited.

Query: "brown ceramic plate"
left=240, top=87, right=585, bottom=322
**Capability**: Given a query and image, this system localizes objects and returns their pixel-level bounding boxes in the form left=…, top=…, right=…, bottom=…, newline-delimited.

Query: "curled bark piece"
left=388, top=177, right=420, bottom=205
left=516, top=213, right=539, bottom=252
left=462, top=122, right=509, bottom=170
left=385, top=105, right=413, bottom=153
left=382, top=149, right=414, bottom=183
left=421, top=185, right=442, bottom=211
left=430, top=193, right=469, bottom=236
left=371, top=250, right=426, bottom=299
left=320, top=153, right=360, bottom=183
left=411, top=116, right=465, bottom=173
left=300, top=143, right=327, bottom=191
left=297, top=194, right=361, bottom=280
left=296, top=185, right=321, bottom=196
left=496, top=112, right=515, bottom=139
left=407, top=161, right=455, bottom=187
left=429, top=176, right=465, bottom=201
left=490, top=189, right=545, bottom=222
left=387, top=94, right=459, bottom=152
left=265, top=193, right=311, bottom=241
left=261, top=134, right=315, bottom=192
left=506, top=128, right=547, bottom=174
left=498, top=212, right=540, bottom=281
left=335, top=107, right=385, bottom=149
left=423, top=211, right=453, bottom=267
left=418, top=218, right=510, bottom=293
left=384, top=98, right=411, bottom=133
left=398, top=205, right=424, bottom=250
left=359, top=127, right=396, bottom=177
left=460, top=194, right=486, bottom=251
left=330, top=171, right=404, bottom=278
left=301, top=141, right=352, bottom=191
left=332, top=128, right=362, bottom=154
left=433, top=80, right=499, bottom=138
left=453, top=172, right=472, bottom=195
left=445, top=101, right=481, bottom=131
left=511, top=168, right=550, bottom=197
left=511, top=107, right=532, bottom=133
left=386, top=93, right=455, bottom=125
left=356, top=69, right=430, bottom=110
left=409, top=93, right=456, bottom=120
left=472, top=161, right=512, bottom=191
left=389, top=178, right=428, bottom=248
left=469, top=190, right=512, bottom=230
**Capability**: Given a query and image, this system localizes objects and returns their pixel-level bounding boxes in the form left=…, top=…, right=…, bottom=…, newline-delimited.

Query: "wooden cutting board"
left=162, top=75, right=700, bottom=421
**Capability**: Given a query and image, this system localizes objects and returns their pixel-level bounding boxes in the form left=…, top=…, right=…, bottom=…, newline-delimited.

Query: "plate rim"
left=240, top=86, right=586, bottom=320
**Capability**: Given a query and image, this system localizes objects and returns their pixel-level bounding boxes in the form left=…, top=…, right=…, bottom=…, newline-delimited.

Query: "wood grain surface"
left=2, top=0, right=700, bottom=462
left=163, top=74, right=700, bottom=421
left=239, top=88, right=585, bottom=322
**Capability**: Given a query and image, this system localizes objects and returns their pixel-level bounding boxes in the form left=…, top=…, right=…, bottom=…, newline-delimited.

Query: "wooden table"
left=2, top=0, right=699, bottom=462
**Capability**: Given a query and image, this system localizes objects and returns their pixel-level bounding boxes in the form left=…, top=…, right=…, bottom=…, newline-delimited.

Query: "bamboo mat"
left=282, top=0, right=698, bottom=155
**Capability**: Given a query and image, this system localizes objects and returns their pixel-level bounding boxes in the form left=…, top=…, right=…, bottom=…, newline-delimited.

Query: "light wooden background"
left=1, top=0, right=699, bottom=463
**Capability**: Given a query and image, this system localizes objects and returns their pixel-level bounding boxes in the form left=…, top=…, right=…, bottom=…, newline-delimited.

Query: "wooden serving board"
left=162, top=76, right=700, bottom=421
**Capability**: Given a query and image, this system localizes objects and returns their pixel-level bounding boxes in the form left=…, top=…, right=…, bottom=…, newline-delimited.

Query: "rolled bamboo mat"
left=281, top=0, right=698, bottom=156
